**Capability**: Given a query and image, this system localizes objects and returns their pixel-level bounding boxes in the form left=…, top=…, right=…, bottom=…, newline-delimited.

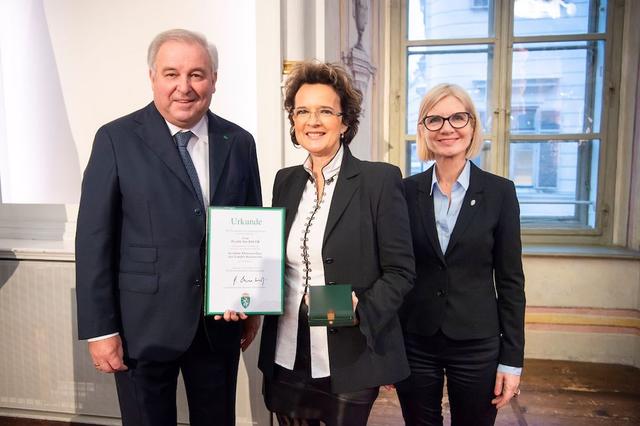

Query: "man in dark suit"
left=75, top=29, right=261, bottom=426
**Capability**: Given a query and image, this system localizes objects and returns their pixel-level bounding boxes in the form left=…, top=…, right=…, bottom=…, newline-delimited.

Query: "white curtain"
left=0, top=0, right=80, bottom=204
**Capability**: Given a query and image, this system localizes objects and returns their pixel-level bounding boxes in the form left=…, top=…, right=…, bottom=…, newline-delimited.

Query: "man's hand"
left=89, top=335, right=128, bottom=373
left=491, top=371, right=521, bottom=409
left=241, top=315, right=262, bottom=352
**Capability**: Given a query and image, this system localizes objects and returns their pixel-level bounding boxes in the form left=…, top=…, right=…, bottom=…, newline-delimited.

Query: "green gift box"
left=308, top=284, right=356, bottom=327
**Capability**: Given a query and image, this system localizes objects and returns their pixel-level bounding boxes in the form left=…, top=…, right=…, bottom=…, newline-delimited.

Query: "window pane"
left=407, top=141, right=432, bottom=176
left=407, top=45, right=493, bottom=135
left=406, top=140, right=492, bottom=176
left=408, top=0, right=494, bottom=40
left=510, top=139, right=599, bottom=228
left=510, top=41, right=604, bottom=134
left=514, top=0, right=607, bottom=36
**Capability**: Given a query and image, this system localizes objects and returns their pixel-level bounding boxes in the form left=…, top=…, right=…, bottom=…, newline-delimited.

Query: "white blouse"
left=274, top=145, right=344, bottom=378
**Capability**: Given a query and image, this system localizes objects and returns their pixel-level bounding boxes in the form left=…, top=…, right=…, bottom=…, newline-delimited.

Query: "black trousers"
left=396, top=331, right=500, bottom=426
left=114, top=320, right=240, bottom=426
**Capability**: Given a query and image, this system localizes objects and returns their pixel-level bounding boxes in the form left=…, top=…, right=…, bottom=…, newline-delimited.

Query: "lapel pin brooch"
left=470, top=199, right=476, bottom=206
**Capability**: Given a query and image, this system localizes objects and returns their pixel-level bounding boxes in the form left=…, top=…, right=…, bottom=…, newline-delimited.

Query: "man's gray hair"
left=147, top=29, right=219, bottom=73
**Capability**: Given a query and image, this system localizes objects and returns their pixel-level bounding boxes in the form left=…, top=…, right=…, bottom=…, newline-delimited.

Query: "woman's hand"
left=352, top=291, right=360, bottom=325
left=214, top=310, right=248, bottom=321
left=491, top=371, right=521, bottom=409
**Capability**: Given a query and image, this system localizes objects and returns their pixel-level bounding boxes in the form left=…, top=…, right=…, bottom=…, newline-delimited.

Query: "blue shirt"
left=431, top=161, right=470, bottom=254
left=431, top=161, right=522, bottom=376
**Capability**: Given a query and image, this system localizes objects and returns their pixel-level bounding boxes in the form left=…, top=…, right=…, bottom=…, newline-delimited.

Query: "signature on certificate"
left=233, top=274, right=265, bottom=287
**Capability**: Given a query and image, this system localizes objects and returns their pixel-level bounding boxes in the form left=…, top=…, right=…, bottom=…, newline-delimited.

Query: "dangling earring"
left=290, top=127, right=300, bottom=147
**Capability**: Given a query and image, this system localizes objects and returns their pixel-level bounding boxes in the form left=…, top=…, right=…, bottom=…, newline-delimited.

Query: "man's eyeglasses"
left=292, top=107, right=343, bottom=122
left=421, top=112, right=472, bottom=131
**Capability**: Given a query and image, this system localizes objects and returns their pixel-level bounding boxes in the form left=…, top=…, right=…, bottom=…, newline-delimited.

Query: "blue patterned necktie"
left=174, top=131, right=205, bottom=208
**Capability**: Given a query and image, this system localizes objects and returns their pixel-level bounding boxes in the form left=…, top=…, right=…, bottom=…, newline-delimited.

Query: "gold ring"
left=94, top=363, right=100, bottom=367
left=514, top=389, right=521, bottom=397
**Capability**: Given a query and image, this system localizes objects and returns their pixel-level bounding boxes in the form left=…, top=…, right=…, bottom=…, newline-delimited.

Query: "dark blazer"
left=401, top=163, right=525, bottom=367
left=259, top=146, right=415, bottom=393
left=75, top=102, right=262, bottom=362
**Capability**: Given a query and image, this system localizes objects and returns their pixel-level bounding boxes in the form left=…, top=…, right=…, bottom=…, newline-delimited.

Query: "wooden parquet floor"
left=368, top=359, right=640, bottom=425
left=1, top=359, right=639, bottom=425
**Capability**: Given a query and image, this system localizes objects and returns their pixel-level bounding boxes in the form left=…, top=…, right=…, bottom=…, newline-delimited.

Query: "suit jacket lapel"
left=135, top=103, right=195, bottom=197
left=323, top=146, right=359, bottom=246
left=207, top=112, right=232, bottom=203
left=417, top=167, right=446, bottom=263
left=445, top=162, right=484, bottom=256
left=277, top=167, right=308, bottom=242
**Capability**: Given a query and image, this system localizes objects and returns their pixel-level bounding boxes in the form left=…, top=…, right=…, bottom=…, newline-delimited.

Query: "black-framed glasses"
left=292, top=107, right=343, bottom=122
left=421, top=112, right=472, bottom=131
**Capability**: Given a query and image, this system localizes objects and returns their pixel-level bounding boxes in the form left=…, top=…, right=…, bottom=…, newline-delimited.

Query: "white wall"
left=42, top=0, right=258, bottom=174
left=523, top=253, right=640, bottom=367
left=0, top=0, right=267, bottom=203
left=0, top=0, right=81, bottom=204
left=0, top=0, right=285, bottom=240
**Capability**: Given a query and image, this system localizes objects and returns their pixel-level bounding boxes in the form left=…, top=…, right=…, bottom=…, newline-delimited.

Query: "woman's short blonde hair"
left=416, top=83, right=483, bottom=162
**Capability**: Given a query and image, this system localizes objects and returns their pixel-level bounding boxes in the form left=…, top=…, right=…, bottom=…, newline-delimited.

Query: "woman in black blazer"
left=258, top=62, right=415, bottom=426
left=397, top=83, right=526, bottom=426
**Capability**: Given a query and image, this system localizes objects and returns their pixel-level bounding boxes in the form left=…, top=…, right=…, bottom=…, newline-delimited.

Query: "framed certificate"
left=205, top=207, right=284, bottom=315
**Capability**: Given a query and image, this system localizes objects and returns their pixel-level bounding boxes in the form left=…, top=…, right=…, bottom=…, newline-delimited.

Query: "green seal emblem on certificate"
left=240, top=292, right=251, bottom=309
left=204, top=207, right=285, bottom=315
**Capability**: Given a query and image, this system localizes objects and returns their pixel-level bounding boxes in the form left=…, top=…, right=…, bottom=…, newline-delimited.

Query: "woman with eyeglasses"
left=396, top=83, right=526, bottom=426
left=258, top=61, right=415, bottom=426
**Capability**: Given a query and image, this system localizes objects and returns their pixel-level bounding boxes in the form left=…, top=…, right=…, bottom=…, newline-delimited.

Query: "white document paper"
left=205, top=207, right=284, bottom=315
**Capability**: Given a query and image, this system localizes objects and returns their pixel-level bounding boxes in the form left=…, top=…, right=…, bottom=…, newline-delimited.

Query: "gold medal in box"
left=308, top=284, right=356, bottom=327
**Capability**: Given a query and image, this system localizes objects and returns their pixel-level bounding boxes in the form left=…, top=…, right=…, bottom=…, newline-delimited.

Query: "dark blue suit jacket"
left=401, top=163, right=525, bottom=367
left=76, top=102, right=261, bottom=361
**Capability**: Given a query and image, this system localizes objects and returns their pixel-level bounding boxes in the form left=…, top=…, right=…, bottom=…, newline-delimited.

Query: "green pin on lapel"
left=223, top=135, right=229, bottom=140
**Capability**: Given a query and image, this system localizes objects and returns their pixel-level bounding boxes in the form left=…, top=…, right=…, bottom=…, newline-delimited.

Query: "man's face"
left=150, top=40, right=216, bottom=128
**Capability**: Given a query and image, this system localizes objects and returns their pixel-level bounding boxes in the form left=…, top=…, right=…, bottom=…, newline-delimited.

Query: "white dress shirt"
left=274, top=145, right=344, bottom=378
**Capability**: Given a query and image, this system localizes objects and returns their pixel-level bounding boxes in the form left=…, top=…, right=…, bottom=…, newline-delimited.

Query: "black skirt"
left=264, top=365, right=379, bottom=426
left=264, top=297, right=379, bottom=426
